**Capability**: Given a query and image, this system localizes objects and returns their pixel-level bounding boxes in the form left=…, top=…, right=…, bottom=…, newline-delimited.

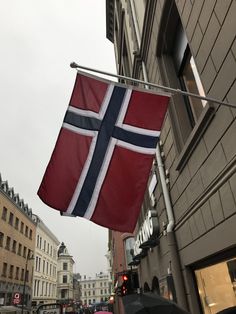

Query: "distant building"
left=57, top=243, right=74, bottom=302
left=79, top=272, right=112, bottom=307
left=31, top=214, right=60, bottom=306
left=0, top=174, right=36, bottom=307
left=72, top=275, right=81, bottom=304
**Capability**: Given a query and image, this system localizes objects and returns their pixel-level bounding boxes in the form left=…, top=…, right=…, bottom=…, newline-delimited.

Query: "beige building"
left=0, top=174, right=36, bottom=308
left=57, top=242, right=74, bottom=303
left=31, top=214, right=60, bottom=307
left=106, top=1, right=236, bottom=313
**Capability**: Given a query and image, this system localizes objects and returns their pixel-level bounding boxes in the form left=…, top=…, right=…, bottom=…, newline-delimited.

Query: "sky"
left=0, top=0, right=116, bottom=277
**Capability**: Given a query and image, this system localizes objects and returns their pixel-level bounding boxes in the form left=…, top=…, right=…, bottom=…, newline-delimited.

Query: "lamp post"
left=21, top=253, right=34, bottom=314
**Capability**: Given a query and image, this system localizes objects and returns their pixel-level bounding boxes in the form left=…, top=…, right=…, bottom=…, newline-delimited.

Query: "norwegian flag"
left=38, top=71, right=169, bottom=232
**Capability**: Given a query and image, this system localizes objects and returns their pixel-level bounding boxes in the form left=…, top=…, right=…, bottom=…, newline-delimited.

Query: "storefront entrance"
left=195, top=257, right=236, bottom=313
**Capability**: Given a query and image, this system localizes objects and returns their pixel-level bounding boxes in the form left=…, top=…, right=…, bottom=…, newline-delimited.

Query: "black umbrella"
left=123, top=293, right=190, bottom=314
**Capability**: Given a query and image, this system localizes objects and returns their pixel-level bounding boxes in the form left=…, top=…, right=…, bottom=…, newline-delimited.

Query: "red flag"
left=38, top=71, right=169, bottom=232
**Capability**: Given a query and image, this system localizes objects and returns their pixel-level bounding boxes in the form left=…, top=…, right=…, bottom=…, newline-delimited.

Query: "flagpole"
left=70, top=62, right=236, bottom=109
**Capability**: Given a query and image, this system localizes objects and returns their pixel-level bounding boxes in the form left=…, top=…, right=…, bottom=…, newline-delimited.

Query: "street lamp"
left=21, top=253, right=34, bottom=314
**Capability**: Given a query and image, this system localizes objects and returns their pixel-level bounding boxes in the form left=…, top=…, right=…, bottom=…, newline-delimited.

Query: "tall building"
left=106, top=1, right=236, bottom=313
left=79, top=272, right=112, bottom=307
left=57, top=242, right=74, bottom=302
left=31, top=214, right=60, bottom=306
left=0, top=174, right=36, bottom=308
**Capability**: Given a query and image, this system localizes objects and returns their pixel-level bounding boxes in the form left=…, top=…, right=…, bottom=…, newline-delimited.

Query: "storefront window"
left=195, top=258, right=236, bottom=313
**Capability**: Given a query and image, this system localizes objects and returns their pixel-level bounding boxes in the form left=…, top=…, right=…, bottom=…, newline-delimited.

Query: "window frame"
left=2, top=207, right=7, bottom=221
left=156, top=0, right=215, bottom=171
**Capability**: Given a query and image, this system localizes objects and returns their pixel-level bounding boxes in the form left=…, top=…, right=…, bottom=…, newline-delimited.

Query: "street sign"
left=12, top=292, right=21, bottom=305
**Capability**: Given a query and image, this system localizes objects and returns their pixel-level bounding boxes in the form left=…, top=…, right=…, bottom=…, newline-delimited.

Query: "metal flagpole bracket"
left=70, top=62, right=236, bottom=109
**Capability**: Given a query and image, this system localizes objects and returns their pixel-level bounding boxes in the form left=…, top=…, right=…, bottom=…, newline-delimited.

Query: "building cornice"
left=106, top=0, right=115, bottom=42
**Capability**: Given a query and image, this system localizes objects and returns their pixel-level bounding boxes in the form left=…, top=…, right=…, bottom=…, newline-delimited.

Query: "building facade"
left=79, top=272, right=112, bottom=307
left=57, top=242, right=74, bottom=303
left=31, top=214, right=60, bottom=306
left=0, top=174, right=36, bottom=308
left=106, top=1, right=236, bottom=313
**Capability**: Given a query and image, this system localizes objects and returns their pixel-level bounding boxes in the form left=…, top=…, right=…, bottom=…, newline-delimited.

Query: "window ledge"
left=175, top=103, right=215, bottom=172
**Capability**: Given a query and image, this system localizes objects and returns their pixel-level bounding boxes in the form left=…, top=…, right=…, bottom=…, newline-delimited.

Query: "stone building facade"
left=57, top=242, right=74, bottom=302
left=106, top=1, right=236, bottom=313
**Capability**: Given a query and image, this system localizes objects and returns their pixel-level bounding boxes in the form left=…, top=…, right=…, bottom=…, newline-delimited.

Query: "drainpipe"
left=129, top=0, right=187, bottom=309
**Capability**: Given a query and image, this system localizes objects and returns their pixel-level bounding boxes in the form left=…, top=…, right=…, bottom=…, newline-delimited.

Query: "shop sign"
left=134, top=209, right=159, bottom=256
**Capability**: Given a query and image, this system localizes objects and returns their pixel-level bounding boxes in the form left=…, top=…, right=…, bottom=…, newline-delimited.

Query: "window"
left=124, top=237, right=135, bottom=267
left=15, top=267, right=19, bottom=280
left=23, top=246, right=27, bottom=258
left=2, top=207, right=7, bottom=220
left=2, top=263, right=7, bottom=277
left=20, top=222, right=24, bottom=233
left=0, top=232, right=4, bottom=247
left=21, top=269, right=24, bottom=281
left=157, top=0, right=212, bottom=164
left=61, top=289, right=66, bottom=298
left=9, top=265, right=14, bottom=278
left=5, top=236, right=11, bottom=250
left=12, top=240, right=17, bottom=253
left=63, top=275, right=67, bottom=283
left=172, top=24, right=206, bottom=127
left=63, top=262, right=68, bottom=270
left=38, top=257, right=41, bottom=272
left=195, top=257, right=236, bottom=313
left=18, top=243, right=22, bottom=256
left=25, top=270, right=29, bottom=282
left=35, top=256, right=38, bottom=271
left=25, top=225, right=28, bottom=237
left=9, top=212, right=14, bottom=225
left=15, top=217, right=19, bottom=229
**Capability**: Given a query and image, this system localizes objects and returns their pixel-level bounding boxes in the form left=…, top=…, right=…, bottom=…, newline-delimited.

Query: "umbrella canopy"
left=123, top=293, right=189, bottom=314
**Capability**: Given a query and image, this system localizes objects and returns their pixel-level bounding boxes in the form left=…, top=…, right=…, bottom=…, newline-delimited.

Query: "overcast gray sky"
left=0, top=0, right=116, bottom=277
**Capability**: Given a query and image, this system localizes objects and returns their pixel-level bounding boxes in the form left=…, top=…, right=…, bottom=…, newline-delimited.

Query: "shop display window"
left=195, top=257, right=236, bottom=313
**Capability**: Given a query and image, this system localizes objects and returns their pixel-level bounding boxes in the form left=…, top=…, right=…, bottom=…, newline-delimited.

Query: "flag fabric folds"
left=38, top=71, right=169, bottom=232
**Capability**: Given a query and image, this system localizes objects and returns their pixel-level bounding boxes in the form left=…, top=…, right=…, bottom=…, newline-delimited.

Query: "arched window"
left=152, top=276, right=160, bottom=295
left=143, top=282, right=150, bottom=292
